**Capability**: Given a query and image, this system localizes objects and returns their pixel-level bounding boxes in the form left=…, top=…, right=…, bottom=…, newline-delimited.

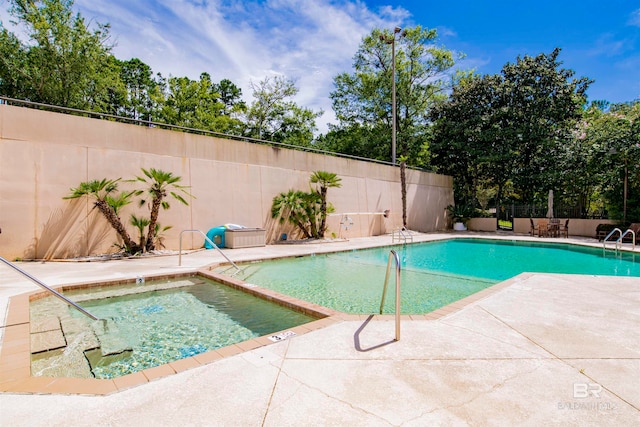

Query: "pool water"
left=31, top=276, right=315, bottom=379
left=232, top=238, right=640, bottom=315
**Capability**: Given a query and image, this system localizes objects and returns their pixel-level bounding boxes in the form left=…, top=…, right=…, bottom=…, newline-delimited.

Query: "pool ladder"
left=603, top=228, right=636, bottom=252
left=379, top=250, right=401, bottom=341
left=392, top=227, right=413, bottom=244
left=0, top=256, right=101, bottom=321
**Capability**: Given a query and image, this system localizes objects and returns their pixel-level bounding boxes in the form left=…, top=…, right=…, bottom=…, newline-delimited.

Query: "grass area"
left=498, top=219, right=513, bottom=229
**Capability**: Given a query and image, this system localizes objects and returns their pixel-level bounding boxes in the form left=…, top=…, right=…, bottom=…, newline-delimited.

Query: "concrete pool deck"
left=1, top=233, right=639, bottom=425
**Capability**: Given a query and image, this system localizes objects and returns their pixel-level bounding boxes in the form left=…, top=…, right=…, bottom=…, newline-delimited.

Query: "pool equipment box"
left=224, top=228, right=266, bottom=248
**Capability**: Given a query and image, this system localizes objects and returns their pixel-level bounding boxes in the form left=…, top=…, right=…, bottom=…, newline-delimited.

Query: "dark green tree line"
left=0, top=0, right=320, bottom=145
left=429, top=48, right=591, bottom=225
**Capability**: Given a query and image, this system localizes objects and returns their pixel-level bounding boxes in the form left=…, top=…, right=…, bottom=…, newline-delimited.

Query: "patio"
left=1, top=233, right=638, bottom=425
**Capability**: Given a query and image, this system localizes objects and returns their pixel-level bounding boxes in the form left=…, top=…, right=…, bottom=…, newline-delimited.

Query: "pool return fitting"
left=0, top=256, right=102, bottom=322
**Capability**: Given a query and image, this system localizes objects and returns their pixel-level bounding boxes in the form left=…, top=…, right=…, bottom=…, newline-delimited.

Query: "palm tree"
left=310, top=171, right=342, bottom=237
left=271, top=190, right=313, bottom=238
left=130, top=214, right=150, bottom=249
left=132, top=168, right=192, bottom=252
left=64, top=179, right=140, bottom=253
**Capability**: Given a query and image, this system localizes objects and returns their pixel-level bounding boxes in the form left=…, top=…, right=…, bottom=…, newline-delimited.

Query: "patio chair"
left=558, top=219, right=569, bottom=238
left=548, top=218, right=560, bottom=238
left=621, top=223, right=640, bottom=243
left=537, top=219, right=549, bottom=237
left=529, top=218, right=538, bottom=236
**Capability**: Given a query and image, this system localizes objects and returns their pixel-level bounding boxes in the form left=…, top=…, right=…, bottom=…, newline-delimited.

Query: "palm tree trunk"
left=95, top=201, right=139, bottom=253
left=145, top=197, right=162, bottom=251
left=319, top=187, right=328, bottom=237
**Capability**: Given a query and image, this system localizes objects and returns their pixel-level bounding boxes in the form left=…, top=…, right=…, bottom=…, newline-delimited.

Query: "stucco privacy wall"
left=0, top=104, right=453, bottom=260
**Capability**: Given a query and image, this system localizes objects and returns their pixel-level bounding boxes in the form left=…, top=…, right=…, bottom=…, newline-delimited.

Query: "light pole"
left=380, top=27, right=403, bottom=165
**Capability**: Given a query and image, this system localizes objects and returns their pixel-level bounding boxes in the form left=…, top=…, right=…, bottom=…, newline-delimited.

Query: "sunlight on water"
left=31, top=278, right=314, bottom=379
left=231, top=239, right=640, bottom=315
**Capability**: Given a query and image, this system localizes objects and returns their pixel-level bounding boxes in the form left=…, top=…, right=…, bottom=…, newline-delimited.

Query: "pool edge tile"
left=113, top=371, right=148, bottom=391
left=143, top=363, right=176, bottom=381
left=169, top=356, right=201, bottom=373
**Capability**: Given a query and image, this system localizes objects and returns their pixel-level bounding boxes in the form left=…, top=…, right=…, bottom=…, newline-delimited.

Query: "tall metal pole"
left=391, top=37, right=397, bottom=165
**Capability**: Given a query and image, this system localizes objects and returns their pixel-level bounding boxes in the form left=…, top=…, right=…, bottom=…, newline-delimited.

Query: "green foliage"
left=0, top=0, right=120, bottom=110
left=64, top=178, right=140, bottom=254
left=271, top=171, right=341, bottom=239
left=243, top=76, right=322, bottom=146
left=328, top=26, right=461, bottom=164
left=430, top=48, right=591, bottom=212
left=152, top=72, right=246, bottom=134
left=582, top=101, right=640, bottom=222
left=446, top=204, right=475, bottom=224
left=131, top=168, right=192, bottom=252
left=64, top=169, right=191, bottom=255
left=310, top=171, right=342, bottom=237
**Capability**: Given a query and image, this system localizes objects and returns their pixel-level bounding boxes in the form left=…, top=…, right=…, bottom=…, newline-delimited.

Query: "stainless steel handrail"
left=0, top=257, right=101, bottom=321
left=379, top=250, right=401, bottom=341
left=179, top=229, right=242, bottom=274
left=603, top=228, right=622, bottom=250
left=616, top=229, right=636, bottom=251
left=392, top=227, right=413, bottom=244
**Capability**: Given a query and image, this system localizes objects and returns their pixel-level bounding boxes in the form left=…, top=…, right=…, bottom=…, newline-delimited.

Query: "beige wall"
left=0, top=104, right=453, bottom=260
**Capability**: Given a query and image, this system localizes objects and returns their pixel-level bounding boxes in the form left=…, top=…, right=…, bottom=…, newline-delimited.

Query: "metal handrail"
left=379, top=250, right=401, bottom=341
left=603, top=228, right=622, bottom=250
left=0, top=257, right=101, bottom=321
left=392, top=227, right=413, bottom=244
left=179, top=229, right=242, bottom=274
left=616, top=229, right=636, bottom=251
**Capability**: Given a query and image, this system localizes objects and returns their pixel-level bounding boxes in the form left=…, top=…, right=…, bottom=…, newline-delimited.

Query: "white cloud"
left=629, top=8, right=640, bottom=27
left=71, top=0, right=408, bottom=132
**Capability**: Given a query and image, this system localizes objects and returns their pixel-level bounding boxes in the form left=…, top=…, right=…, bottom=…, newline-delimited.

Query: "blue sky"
left=2, top=0, right=638, bottom=131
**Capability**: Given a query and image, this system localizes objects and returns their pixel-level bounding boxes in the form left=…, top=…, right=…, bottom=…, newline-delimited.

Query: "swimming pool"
left=30, top=275, right=316, bottom=379
left=228, top=238, right=640, bottom=314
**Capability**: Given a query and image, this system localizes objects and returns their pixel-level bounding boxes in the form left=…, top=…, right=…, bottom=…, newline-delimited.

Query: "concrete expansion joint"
left=579, top=370, right=640, bottom=412
left=268, top=370, right=389, bottom=425
left=413, top=361, right=545, bottom=421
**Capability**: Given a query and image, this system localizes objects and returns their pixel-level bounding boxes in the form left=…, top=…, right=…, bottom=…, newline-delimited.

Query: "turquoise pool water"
left=234, top=239, right=640, bottom=315
left=33, top=276, right=314, bottom=379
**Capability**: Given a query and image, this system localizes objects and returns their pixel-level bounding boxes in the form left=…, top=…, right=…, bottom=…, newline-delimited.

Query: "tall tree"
left=0, top=0, right=121, bottom=110
left=329, top=26, right=461, bottom=228
left=430, top=49, right=591, bottom=225
left=152, top=72, right=245, bottom=134
left=329, top=26, right=461, bottom=164
left=582, top=101, right=640, bottom=222
left=243, top=75, right=321, bottom=146
left=117, top=57, right=156, bottom=120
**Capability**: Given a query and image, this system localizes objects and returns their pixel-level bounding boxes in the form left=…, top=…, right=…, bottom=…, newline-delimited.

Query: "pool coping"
left=0, top=264, right=520, bottom=395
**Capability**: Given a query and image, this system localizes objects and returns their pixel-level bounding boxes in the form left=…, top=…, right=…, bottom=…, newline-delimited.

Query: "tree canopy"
left=324, top=26, right=462, bottom=165
left=0, top=0, right=319, bottom=146
left=429, top=48, right=591, bottom=217
left=0, top=0, right=120, bottom=110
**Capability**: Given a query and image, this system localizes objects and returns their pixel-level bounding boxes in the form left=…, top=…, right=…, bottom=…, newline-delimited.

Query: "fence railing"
left=497, top=204, right=607, bottom=219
